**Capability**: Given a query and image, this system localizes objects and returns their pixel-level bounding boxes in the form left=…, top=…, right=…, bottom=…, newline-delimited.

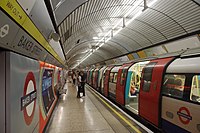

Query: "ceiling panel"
left=54, top=0, right=200, bottom=68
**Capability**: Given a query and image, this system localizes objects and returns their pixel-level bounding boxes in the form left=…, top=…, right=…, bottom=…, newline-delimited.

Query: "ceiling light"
left=126, top=11, right=142, bottom=26
left=124, top=0, right=143, bottom=17
left=93, top=37, right=99, bottom=40
left=55, top=0, right=65, bottom=11
left=148, top=0, right=158, bottom=7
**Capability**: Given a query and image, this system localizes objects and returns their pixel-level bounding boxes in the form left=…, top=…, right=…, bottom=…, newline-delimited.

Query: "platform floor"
left=46, top=82, right=152, bottom=133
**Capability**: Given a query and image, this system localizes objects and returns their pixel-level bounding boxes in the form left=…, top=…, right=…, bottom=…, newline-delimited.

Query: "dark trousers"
left=77, top=85, right=82, bottom=98
left=81, top=83, right=85, bottom=96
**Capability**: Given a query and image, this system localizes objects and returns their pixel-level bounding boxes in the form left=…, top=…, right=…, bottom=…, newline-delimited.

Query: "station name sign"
left=21, top=90, right=37, bottom=111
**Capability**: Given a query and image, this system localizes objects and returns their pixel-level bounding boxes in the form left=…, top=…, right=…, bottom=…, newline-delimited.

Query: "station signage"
left=21, top=72, right=37, bottom=125
left=177, top=107, right=192, bottom=125
left=0, top=24, right=9, bottom=38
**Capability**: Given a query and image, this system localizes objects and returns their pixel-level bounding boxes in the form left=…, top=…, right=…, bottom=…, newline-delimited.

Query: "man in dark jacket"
left=81, top=71, right=87, bottom=97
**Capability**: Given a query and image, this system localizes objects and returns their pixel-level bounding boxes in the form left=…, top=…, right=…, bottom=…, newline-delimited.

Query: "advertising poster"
left=144, top=46, right=167, bottom=57
left=8, top=52, right=39, bottom=133
left=54, top=67, right=58, bottom=87
left=58, top=70, right=61, bottom=83
left=42, top=69, right=55, bottom=114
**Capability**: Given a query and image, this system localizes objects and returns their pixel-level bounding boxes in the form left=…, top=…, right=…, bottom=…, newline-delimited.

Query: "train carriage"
left=161, top=55, right=200, bottom=133
left=93, top=67, right=102, bottom=89
left=104, top=65, right=115, bottom=97
left=87, top=67, right=93, bottom=84
left=125, top=60, right=150, bottom=114
left=97, top=66, right=107, bottom=92
left=100, top=66, right=109, bottom=94
left=108, top=66, right=121, bottom=101
left=116, top=62, right=133, bottom=105
left=89, top=68, right=95, bottom=86
left=87, top=49, right=200, bottom=133
left=139, top=57, right=175, bottom=127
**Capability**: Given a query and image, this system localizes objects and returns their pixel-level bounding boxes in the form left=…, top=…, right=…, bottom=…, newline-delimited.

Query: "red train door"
left=87, top=71, right=89, bottom=83
left=139, top=57, right=174, bottom=127
left=94, top=69, right=99, bottom=89
left=90, top=70, right=94, bottom=86
left=116, top=63, right=133, bottom=105
left=104, top=66, right=114, bottom=97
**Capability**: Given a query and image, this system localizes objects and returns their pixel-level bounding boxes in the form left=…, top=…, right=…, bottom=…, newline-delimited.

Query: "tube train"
left=86, top=49, right=200, bottom=133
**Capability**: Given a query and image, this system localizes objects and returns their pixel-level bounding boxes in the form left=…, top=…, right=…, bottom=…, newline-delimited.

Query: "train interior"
left=125, top=61, right=150, bottom=114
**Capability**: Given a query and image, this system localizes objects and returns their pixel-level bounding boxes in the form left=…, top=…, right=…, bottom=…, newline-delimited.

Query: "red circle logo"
left=177, top=107, right=192, bottom=125
left=22, top=72, right=37, bottom=125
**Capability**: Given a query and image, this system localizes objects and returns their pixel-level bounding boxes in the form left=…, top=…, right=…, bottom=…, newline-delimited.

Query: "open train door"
left=116, top=62, right=133, bottom=105
left=139, top=57, right=174, bottom=127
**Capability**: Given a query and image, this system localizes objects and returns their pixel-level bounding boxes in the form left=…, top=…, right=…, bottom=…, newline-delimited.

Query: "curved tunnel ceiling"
left=54, top=0, right=200, bottom=69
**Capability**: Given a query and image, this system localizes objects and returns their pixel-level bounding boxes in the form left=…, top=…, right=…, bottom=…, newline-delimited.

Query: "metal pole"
left=143, top=0, right=148, bottom=11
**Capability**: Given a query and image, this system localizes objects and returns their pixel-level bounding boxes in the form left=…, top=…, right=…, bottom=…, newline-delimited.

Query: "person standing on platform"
left=77, top=72, right=82, bottom=98
left=81, top=71, right=86, bottom=97
left=72, top=72, right=76, bottom=85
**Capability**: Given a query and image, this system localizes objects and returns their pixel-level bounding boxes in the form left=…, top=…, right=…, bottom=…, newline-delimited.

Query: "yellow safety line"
left=89, top=88, right=142, bottom=133
left=0, top=0, right=65, bottom=66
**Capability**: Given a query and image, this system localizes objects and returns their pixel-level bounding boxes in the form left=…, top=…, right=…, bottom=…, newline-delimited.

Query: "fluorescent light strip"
left=148, top=0, right=158, bottom=7
left=99, top=43, right=104, bottom=48
left=73, top=53, right=90, bottom=68
left=124, top=0, right=143, bottom=17
left=74, top=0, right=158, bottom=68
left=126, top=10, right=142, bottom=26
left=76, top=52, right=93, bottom=67
left=95, top=37, right=104, bottom=46
left=95, top=47, right=100, bottom=51
left=113, top=27, right=123, bottom=36
left=55, top=0, right=66, bottom=11
left=112, top=19, right=123, bottom=29
left=93, top=37, right=99, bottom=39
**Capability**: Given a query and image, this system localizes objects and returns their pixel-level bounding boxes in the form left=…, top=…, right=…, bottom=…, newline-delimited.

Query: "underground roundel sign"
left=21, top=72, right=37, bottom=125
left=177, top=107, right=192, bottom=125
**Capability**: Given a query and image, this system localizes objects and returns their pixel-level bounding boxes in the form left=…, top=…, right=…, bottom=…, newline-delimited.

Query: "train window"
left=130, top=72, right=140, bottom=96
left=142, top=62, right=156, bottom=92
left=113, top=73, right=118, bottom=83
left=162, top=74, right=185, bottom=98
left=109, top=73, right=114, bottom=82
left=190, top=75, right=200, bottom=103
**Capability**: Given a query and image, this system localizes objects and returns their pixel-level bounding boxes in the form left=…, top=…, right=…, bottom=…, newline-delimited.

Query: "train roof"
left=166, top=56, right=200, bottom=73
left=110, top=66, right=121, bottom=72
